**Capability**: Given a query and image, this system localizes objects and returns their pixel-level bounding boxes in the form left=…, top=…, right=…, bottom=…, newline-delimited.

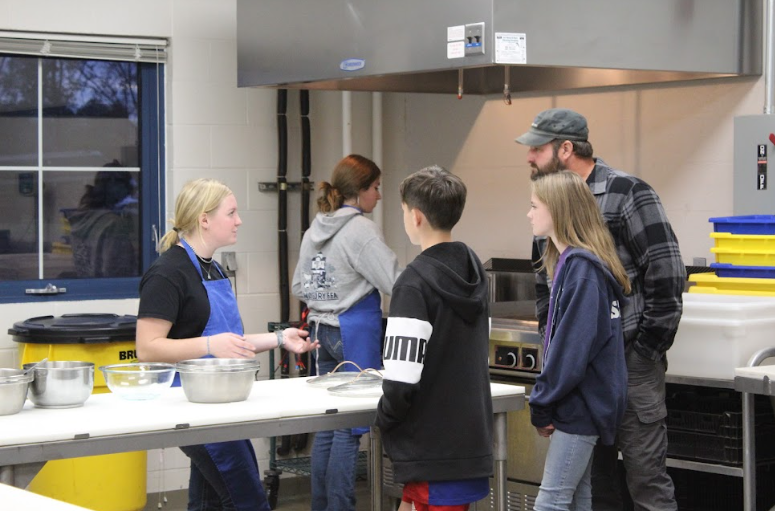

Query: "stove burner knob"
left=523, top=353, right=536, bottom=370
left=506, top=351, right=518, bottom=368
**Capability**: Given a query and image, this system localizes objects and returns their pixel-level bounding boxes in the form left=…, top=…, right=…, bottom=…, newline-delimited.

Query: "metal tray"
left=307, top=369, right=382, bottom=388
left=327, top=377, right=384, bottom=398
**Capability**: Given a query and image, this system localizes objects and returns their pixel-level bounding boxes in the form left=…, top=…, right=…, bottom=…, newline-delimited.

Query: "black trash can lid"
left=9, top=314, right=137, bottom=344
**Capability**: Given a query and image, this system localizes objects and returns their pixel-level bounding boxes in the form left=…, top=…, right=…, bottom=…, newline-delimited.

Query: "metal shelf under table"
left=664, top=374, right=744, bottom=478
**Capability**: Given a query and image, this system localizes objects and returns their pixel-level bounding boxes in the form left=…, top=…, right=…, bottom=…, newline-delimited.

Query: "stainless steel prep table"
left=0, top=378, right=524, bottom=511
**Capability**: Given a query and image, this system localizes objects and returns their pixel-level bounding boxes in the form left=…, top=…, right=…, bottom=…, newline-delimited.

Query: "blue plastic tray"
left=710, top=263, right=775, bottom=279
left=709, top=215, right=775, bottom=235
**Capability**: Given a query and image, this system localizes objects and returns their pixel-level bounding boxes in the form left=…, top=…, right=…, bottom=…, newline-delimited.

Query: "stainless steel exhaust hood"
left=237, top=0, right=761, bottom=95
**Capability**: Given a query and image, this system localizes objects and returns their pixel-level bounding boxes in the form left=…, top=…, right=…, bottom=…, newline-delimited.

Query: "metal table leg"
left=0, top=465, right=13, bottom=487
left=0, top=463, right=45, bottom=489
left=493, top=412, right=508, bottom=511
left=743, top=390, right=756, bottom=511
left=370, top=426, right=383, bottom=511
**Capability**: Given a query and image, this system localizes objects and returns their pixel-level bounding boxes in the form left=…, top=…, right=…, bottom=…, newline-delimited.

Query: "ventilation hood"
left=237, top=0, right=761, bottom=95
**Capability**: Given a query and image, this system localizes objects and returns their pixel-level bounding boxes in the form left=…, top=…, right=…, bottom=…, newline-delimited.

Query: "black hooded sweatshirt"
left=375, top=241, right=493, bottom=484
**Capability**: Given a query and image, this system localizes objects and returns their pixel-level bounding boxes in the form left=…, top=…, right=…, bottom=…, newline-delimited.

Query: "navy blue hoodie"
left=529, top=248, right=628, bottom=446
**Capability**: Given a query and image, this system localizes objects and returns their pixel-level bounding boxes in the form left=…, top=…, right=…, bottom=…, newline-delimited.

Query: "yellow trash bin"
left=11, top=314, right=147, bottom=511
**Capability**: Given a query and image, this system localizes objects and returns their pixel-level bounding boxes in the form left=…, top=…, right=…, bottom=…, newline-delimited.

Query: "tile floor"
left=143, top=478, right=388, bottom=511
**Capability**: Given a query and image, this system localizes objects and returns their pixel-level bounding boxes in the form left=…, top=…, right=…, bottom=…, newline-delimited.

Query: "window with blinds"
left=0, top=32, right=166, bottom=302
left=0, top=32, right=167, bottom=63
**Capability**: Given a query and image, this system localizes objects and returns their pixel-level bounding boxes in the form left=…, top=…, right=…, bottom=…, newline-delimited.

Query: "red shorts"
left=402, top=481, right=472, bottom=511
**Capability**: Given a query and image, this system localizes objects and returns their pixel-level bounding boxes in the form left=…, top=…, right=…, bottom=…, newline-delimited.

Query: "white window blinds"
left=0, top=31, right=167, bottom=63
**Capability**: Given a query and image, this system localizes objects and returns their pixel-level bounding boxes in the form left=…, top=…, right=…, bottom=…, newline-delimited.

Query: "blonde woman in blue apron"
left=137, top=178, right=318, bottom=511
left=292, top=155, right=401, bottom=511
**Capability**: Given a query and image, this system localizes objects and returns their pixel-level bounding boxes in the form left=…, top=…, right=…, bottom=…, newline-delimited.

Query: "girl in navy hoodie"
left=528, top=171, right=630, bottom=511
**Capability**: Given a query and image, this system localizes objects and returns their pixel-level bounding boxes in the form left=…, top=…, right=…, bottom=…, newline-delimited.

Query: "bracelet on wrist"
left=276, top=330, right=285, bottom=349
left=206, top=336, right=211, bottom=356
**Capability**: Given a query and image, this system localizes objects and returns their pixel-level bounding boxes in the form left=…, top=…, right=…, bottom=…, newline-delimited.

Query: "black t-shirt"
left=138, top=245, right=227, bottom=340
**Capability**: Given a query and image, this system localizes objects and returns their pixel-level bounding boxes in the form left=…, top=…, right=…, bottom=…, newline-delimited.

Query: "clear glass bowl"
left=100, top=363, right=175, bottom=400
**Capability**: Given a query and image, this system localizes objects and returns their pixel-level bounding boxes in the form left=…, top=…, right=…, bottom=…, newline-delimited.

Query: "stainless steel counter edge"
left=665, top=374, right=735, bottom=389
left=0, top=393, right=524, bottom=467
left=734, top=374, right=775, bottom=395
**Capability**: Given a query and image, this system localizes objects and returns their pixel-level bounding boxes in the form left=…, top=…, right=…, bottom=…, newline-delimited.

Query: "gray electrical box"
left=734, top=115, right=775, bottom=215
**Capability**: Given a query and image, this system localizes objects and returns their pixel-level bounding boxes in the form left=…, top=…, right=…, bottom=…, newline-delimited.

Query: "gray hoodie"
left=292, top=207, right=401, bottom=326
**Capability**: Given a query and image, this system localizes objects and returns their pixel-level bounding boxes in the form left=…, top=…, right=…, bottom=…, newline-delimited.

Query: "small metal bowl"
left=176, top=358, right=260, bottom=404
left=0, top=368, right=34, bottom=416
left=100, top=363, right=176, bottom=400
left=24, top=361, right=94, bottom=408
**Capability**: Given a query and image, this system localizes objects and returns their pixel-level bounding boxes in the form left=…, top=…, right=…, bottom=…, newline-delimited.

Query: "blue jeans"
left=535, top=429, right=598, bottom=511
left=180, top=442, right=270, bottom=511
left=311, top=323, right=362, bottom=511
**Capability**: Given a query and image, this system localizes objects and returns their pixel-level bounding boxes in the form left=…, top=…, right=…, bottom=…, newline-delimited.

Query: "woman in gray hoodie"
left=292, top=154, right=400, bottom=511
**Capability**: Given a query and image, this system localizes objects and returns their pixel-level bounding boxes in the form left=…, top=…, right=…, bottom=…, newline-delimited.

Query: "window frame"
left=0, top=59, right=165, bottom=303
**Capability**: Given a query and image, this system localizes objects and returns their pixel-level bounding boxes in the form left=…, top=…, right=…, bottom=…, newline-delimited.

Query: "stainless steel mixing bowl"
left=176, top=358, right=260, bottom=403
left=0, top=368, right=34, bottom=415
left=24, top=361, right=94, bottom=408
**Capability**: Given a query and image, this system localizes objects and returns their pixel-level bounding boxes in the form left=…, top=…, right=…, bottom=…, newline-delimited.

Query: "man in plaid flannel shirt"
left=516, top=108, right=686, bottom=511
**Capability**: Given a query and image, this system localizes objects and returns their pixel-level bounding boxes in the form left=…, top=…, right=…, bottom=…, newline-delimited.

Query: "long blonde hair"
left=158, top=178, right=233, bottom=253
left=532, top=171, right=630, bottom=294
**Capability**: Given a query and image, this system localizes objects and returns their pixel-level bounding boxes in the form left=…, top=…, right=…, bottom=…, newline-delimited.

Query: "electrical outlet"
left=692, top=257, right=707, bottom=267
left=222, top=251, right=238, bottom=271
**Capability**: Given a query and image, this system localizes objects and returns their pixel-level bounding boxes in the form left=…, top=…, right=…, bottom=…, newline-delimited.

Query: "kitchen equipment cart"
left=733, top=346, right=775, bottom=511
left=664, top=373, right=775, bottom=511
left=0, top=377, right=524, bottom=511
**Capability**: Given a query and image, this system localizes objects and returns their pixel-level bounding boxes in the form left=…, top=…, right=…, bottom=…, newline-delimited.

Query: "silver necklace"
left=196, top=254, right=214, bottom=280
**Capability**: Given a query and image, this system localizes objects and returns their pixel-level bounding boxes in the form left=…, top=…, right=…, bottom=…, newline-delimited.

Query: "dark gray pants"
left=591, top=344, right=677, bottom=511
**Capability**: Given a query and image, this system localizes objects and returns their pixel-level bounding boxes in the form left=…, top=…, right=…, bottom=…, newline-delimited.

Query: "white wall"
left=0, top=0, right=769, bottom=497
left=379, top=79, right=766, bottom=267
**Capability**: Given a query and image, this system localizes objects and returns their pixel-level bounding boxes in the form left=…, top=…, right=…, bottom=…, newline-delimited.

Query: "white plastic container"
left=680, top=292, right=775, bottom=319
left=667, top=293, right=775, bottom=380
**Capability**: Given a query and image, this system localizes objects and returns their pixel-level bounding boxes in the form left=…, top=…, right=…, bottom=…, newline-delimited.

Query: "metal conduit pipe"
left=301, top=90, right=312, bottom=238
left=289, top=89, right=312, bottom=454
left=276, top=89, right=293, bottom=462
left=372, top=92, right=384, bottom=229
left=342, top=91, right=353, bottom=156
left=276, top=89, right=290, bottom=323
left=765, top=0, right=775, bottom=114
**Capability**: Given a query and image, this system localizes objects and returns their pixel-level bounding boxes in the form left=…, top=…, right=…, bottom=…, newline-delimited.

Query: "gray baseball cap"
left=515, top=108, right=589, bottom=146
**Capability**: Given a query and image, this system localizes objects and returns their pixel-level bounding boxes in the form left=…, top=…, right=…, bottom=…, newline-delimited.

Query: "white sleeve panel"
left=382, top=316, right=433, bottom=384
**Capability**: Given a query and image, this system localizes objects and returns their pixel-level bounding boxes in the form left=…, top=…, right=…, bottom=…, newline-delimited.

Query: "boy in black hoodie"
left=375, top=165, right=493, bottom=511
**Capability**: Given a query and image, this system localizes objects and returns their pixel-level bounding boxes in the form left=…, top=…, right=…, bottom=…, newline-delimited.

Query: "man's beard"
left=530, top=153, right=564, bottom=181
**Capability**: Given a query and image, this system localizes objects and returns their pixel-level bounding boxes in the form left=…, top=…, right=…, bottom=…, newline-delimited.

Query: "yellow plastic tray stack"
left=690, top=216, right=775, bottom=296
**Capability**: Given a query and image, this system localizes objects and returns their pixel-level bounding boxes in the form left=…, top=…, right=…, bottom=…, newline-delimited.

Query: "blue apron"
left=338, top=289, right=383, bottom=435
left=180, top=239, right=269, bottom=511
